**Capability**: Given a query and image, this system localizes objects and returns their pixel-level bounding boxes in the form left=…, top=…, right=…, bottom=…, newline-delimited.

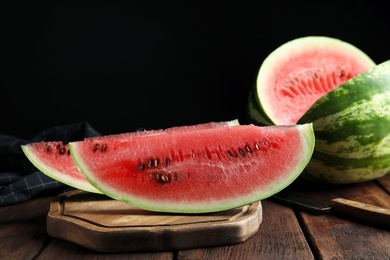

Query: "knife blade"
left=271, top=190, right=390, bottom=228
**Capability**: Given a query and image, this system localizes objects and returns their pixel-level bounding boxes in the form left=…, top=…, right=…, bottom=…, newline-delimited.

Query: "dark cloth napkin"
left=0, top=122, right=101, bottom=206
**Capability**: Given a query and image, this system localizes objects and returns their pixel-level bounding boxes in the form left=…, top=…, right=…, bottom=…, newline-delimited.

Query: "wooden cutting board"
left=47, top=189, right=263, bottom=252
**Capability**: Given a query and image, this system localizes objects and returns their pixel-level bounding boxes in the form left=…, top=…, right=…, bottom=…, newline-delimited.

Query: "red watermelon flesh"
left=69, top=123, right=315, bottom=213
left=256, top=36, right=376, bottom=125
left=22, top=141, right=101, bottom=193
left=21, top=120, right=239, bottom=193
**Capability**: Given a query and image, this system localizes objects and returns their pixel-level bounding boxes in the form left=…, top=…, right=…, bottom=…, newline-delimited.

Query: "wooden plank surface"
left=1, top=174, right=389, bottom=259
left=0, top=195, right=53, bottom=260
left=37, top=239, right=174, bottom=260
left=176, top=200, right=315, bottom=260
left=378, top=173, right=390, bottom=192
left=288, top=175, right=390, bottom=260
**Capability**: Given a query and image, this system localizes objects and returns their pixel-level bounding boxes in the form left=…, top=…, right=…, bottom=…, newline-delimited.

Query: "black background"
left=2, top=1, right=390, bottom=139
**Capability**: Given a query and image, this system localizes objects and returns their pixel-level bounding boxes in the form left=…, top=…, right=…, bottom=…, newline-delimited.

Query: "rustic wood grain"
left=37, top=238, right=174, bottom=260
left=289, top=177, right=390, bottom=259
left=328, top=197, right=390, bottom=228
left=377, top=173, right=390, bottom=193
left=301, top=213, right=390, bottom=260
left=0, top=195, right=54, bottom=260
left=46, top=190, right=262, bottom=253
left=2, top=175, right=389, bottom=259
left=176, top=200, right=314, bottom=260
left=284, top=176, right=390, bottom=208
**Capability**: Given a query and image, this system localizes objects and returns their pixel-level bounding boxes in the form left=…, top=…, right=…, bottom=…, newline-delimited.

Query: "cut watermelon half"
left=249, top=36, right=376, bottom=125
left=21, top=120, right=239, bottom=193
left=69, top=123, right=315, bottom=213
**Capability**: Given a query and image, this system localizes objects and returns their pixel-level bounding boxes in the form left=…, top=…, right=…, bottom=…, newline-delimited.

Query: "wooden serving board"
left=47, top=189, right=263, bottom=252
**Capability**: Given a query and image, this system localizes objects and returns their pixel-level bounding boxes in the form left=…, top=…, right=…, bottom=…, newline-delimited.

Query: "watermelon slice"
left=69, top=123, right=315, bottom=213
left=22, top=141, right=101, bottom=193
left=21, top=120, right=239, bottom=194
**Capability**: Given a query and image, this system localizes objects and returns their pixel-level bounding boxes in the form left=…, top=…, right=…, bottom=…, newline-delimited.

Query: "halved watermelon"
left=248, top=36, right=376, bottom=126
left=69, top=123, right=315, bottom=213
left=21, top=120, right=239, bottom=193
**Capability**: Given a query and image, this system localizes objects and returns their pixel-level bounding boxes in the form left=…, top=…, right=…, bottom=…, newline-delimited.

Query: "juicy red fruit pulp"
left=75, top=125, right=305, bottom=202
left=259, top=38, right=376, bottom=125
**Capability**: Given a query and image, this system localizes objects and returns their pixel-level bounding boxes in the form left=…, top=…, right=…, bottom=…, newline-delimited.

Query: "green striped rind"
left=299, top=60, right=390, bottom=183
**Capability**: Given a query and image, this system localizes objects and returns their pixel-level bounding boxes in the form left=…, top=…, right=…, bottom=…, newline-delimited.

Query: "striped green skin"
left=298, top=60, right=390, bottom=184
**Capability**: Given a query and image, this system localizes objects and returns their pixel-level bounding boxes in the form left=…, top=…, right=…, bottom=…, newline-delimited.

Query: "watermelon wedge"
left=21, top=120, right=239, bottom=193
left=22, top=141, right=101, bottom=193
left=69, top=123, right=315, bottom=213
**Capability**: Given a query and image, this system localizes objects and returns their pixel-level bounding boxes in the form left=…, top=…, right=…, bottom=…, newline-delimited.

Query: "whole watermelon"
left=298, top=60, right=390, bottom=184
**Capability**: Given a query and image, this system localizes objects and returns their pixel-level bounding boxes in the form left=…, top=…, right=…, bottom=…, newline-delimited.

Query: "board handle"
left=329, top=198, right=390, bottom=228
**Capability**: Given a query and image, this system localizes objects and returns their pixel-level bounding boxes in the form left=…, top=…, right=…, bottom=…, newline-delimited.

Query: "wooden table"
left=1, top=174, right=390, bottom=260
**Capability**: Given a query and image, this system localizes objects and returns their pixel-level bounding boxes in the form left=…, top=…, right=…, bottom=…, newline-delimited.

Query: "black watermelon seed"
left=148, top=159, right=153, bottom=167
left=156, top=173, right=169, bottom=183
left=137, top=163, right=145, bottom=171
left=159, top=174, right=169, bottom=183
